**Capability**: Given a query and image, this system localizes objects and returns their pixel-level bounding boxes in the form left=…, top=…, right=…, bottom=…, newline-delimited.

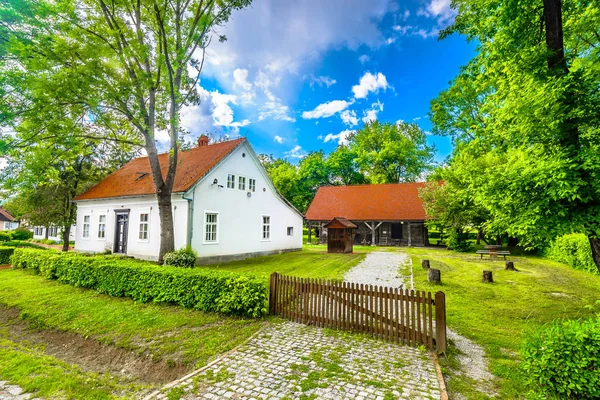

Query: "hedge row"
left=0, top=228, right=33, bottom=242
left=0, top=247, right=15, bottom=264
left=546, top=233, right=598, bottom=275
left=10, top=249, right=267, bottom=317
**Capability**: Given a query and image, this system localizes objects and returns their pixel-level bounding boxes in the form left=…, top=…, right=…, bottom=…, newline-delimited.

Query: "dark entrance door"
left=391, top=223, right=403, bottom=239
left=114, top=212, right=129, bottom=254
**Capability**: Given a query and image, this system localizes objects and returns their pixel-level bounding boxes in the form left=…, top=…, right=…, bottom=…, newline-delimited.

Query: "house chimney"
left=197, top=134, right=209, bottom=146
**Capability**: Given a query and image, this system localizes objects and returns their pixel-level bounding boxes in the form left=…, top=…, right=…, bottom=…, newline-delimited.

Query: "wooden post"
left=422, top=260, right=430, bottom=269
left=428, top=268, right=441, bottom=284
left=505, top=261, right=516, bottom=271
left=482, top=270, right=493, bottom=283
left=407, top=222, right=412, bottom=246
left=435, top=291, right=447, bottom=353
left=269, top=272, right=278, bottom=314
left=307, top=221, right=312, bottom=244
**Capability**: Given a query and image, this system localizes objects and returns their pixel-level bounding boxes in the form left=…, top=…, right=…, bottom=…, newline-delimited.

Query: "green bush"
left=11, top=228, right=33, bottom=240
left=2, top=241, right=46, bottom=249
left=446, top=229, right=473, bottom=252
left=11, top=249, right=267, bottom=317
left=163, top=247, right=198, bottom=268
left=0, top=247, right=14, bottom=264
left=522, top=317, right=600, bottom=399
left=0, top=232, right=11, bottom=242
left=546, top=233, right=598, bottom=275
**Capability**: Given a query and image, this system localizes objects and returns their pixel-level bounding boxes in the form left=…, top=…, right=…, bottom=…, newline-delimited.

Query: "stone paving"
left=344, top=251, right=411, bottom=289
left=0, top=381, right=36, bottom=400
left=154, top=322, right=441, bottom=400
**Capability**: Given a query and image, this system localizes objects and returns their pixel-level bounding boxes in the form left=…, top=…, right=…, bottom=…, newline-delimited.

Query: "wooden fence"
left=269, top=273, right=447, bottom=353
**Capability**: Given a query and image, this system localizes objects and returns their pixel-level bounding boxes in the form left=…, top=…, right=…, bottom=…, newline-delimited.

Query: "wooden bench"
left=476, top=250, right=511, bottom=260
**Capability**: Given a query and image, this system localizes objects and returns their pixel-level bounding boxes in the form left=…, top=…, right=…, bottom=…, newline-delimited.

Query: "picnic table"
left=476, top=245, right=511, bottom=259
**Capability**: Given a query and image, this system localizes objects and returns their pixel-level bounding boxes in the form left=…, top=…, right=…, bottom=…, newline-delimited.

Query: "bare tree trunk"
left=588, top=237, right=600, bottom=274
left=62, top=225, right=71, bottom=252
left=45, top=227, right=49, bottom=239
left=157, top=191, right=175, bottom=262
left=543, top=0, right=568, bottom=72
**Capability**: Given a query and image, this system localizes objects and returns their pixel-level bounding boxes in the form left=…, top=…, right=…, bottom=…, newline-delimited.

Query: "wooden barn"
left=305, top=183, right=429, bottom=247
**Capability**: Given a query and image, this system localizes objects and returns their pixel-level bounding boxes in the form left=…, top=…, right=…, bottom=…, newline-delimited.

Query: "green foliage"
left=445, top=229, right=473, bottom=252
left=0, top=246, right=14, bottom=264
left=11, top=249, right=268, bottom=317
left=163, top=247, right=198, bottom=268
left=522, top=318, right=600, bottom=399
left=10, top=228, right=33, bottom=240
left=546, top=234, right=598, bottom=275
left=1, top=241, right=45, bottom=249
left=0, top=231, right=11, bottom=242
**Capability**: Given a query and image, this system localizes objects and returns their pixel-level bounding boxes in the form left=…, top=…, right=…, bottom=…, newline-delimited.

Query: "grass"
left=0, top=268, right=265, bottom=398
left=198, top=245, right=373, bottom=283
left=404, top=247, right=600, bottom=399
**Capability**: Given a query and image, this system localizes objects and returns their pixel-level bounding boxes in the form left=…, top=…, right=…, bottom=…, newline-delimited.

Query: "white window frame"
left=249, top=178, right=256, bottom=192
left=138, top=212, right=150, bottom=242
left=203, top=211, right=219, bottom=244
left=97, top=215, right=106, bottom=240
left=4, top=222, right=10, bottom=230
left=238, top=176, right=246, bottom=191
left=261, top=215, right=271, bottom=241
left=82, top=215, right=91, bottom=239
left=287, top=227, right=294, bottom=236
left=227, top=174, right=236, bottom=189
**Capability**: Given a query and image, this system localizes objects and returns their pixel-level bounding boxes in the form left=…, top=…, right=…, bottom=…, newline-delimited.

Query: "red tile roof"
left=74, top=138, right=245, bottom=201
left=305, top=183, right=428, bottom=221
left=0, top=207, right=15, bottom=222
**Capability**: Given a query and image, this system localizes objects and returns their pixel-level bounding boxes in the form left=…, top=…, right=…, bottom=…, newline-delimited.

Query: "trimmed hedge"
left=546, top=233, right=598, bottom=275
left=0, top=232, right=11, bottom=242
left=0, top=247, right=14, bottom=264
left=10, top=249, right=267, bottom=317
left=11, top=228, right=33, bottom=241
left=522, top=317, right=600, bottom=399
left=2, top=241, right=46, bottom=249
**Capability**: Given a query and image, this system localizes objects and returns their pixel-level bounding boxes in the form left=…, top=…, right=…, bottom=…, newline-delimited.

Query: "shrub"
left=446, top=229, right=473, bottom=252
left=11, top=228, right=33, bottom=241
left=11, top=249, right=267, bottom=317
left=0, top=232, right=11, bottom=242
left=163, top=247, right=198, bottom=268
left=2, top=241, right=46, bottom=249
left=0, top=247, right=14, bottom=264
left=546, top=233, right=598, bottom=275
left=522, top=317, right=600, bottom=399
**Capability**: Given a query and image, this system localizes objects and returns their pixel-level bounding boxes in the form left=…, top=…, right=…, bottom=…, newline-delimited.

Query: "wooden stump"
left=482, top=270, right=493, bottom=283
left=505, top=261, right=516, bottom=271
left=422, top=260, right=430, bottom=269
left=428, top=268, right=441, bottom=283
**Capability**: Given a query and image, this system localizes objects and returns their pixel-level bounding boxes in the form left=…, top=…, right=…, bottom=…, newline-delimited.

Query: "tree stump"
left=505, top=261, right=516, bottom=271
left=428, top=268, right=441, bottom=284
left=422, top=260, right=430, bottom=269
left=482, top=270, right=493, bottom=283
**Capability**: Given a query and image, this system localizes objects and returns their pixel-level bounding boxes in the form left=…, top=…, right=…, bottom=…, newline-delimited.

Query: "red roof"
left=0, top=207, right=15, bottom=222
left=305, top=183, right=428, bottom=221
left=74, top=138, right=245, bottom=201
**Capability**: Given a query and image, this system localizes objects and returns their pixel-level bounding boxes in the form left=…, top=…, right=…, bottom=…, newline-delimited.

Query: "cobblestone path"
left=344, top=251, right=410, bottom=289
left=154, top=322, right=441, bottom=400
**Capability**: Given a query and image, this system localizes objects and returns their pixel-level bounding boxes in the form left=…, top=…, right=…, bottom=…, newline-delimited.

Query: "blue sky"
left=176, top=0, right=476, bottom=163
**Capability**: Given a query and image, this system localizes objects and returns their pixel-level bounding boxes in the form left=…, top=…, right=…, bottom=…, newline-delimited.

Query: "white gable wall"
left=74, top=196, right=188, bottom=260
left=189, top=141, right=303, bottom=258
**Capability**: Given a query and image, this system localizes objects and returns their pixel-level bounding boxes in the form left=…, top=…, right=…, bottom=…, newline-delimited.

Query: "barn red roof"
left=74, top=138, right=245, bottom=201
left=0, top=207, right=15, bottom=222
left=305, top=183, right=428, bottom=221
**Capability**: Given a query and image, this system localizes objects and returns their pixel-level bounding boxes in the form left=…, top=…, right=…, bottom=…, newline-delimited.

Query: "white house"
left=0, top=207, right=18, bottom=231
left=33, top=225, right=76, bottom=242
left=73, top=136, right=304, bottom=263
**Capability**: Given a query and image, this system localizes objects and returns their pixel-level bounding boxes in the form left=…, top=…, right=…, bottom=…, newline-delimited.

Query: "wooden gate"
left=269, top=273, right=447, bottom=353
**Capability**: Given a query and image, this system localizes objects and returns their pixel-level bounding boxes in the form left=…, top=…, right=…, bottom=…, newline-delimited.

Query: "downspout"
left=182, top=190, right=194, bottom=247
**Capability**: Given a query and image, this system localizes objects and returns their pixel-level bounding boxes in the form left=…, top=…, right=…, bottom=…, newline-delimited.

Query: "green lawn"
left=198, top=245, right=373, bottom=283
left=404, top=247, right=600, bottom=399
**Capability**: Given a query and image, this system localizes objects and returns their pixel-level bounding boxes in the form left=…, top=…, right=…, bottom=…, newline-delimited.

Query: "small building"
left=305, top=183, right=429, bottom=247
left=72, top=136, right=303, bottom=263
left=324, top=217, right=357, bottom=253
left=0, top=207, right=19, bottom=231
left=33, top=225, right=76, bottom=242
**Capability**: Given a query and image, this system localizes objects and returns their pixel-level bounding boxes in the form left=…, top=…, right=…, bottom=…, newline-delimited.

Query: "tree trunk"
left=62, top=225, right=71, bottom=252
left=428, top=268, right=441, bottom=283
left=476, top=230, right=482, bottom=245
left=588, top=237, right=600, bottom=274
left=505, top=261, right=516, bottom=271
left=543, top=0, right=568, bottom=72
left=422, top=260, right=430, bottom=269
left=482, top=270, right=493, bottom=283
left=45, top=227, right=49, bottom=239
left=157, top=191, right=175, bottom=263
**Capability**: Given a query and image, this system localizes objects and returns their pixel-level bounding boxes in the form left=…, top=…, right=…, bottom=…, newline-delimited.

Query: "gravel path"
left=344, top=251, right=410, bottom=288
left=150, top=322, right=442, bottom=400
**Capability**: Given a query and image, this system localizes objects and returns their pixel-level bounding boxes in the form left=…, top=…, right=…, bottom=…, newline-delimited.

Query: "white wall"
left=189, top=141, right=303, bottom=257
left=74, top=196, right=188, bottom=261
left=33, top=225, right=76, bottom=242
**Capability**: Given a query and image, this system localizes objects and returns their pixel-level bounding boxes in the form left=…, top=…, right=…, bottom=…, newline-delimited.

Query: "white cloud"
left=259, top=101, right=296, bottom=122
left=352, top=72, right=389, bottom=99
left=418, top=0, right=457, bottom=26
left=359, top=54, right=370, bottom=64
left=402, top=9, right=410, bottom=20
left=211, top=92, right=241, bottom=126
left=302, top=100, right=352, bottom=119
left=362, top=100, right=384, bottom=123
left=285, top=145, right=307, bottom=159
left=308, top=75, right=337, bottom=88
left=386, top=37, right=396, bottom=44
left=322, top=129, right=353, bottom=146
left=340, top=110, right=359, bottom=127
left=233, top=68, right=252, bottom=91
left=392, top=25, right=438, bottom=39
left=274, top=135, right=285, bottom=144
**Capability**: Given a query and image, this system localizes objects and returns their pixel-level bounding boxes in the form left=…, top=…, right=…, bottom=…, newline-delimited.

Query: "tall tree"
left=0, top=0, right=251, bottom=260
left=432, top=0, right=600, bottom=270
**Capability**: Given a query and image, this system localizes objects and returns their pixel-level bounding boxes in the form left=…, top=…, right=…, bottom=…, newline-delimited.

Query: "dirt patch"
left=0, top=265, right=11, bottom=270
left=0, top=305, right=190, bottom=384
